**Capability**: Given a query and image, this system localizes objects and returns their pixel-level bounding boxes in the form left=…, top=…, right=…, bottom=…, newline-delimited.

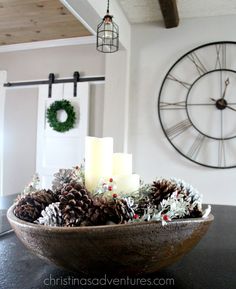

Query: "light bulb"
left=103, top=16, right=113, bottom=40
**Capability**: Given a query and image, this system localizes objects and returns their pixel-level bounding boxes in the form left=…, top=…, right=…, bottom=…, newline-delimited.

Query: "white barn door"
left=36, top=82, right=89, bottom=189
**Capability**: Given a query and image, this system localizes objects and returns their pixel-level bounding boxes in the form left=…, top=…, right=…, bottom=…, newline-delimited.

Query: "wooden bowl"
left=7, top=205, right=213, bottom=275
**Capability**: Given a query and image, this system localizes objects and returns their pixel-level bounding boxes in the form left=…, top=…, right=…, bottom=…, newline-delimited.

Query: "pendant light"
left=97, top=0, right=119, bottom=53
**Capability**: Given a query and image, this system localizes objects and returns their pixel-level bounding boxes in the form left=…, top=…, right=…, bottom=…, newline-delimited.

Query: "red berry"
left=109, top=178, right=113, bottom=183
left=163, top=214, right=170, bottom=221
left=112, top=193, right=117, bottom=198
left=108, top=186, right=113, bottom=191
left=133, top=214, right=139, bottom=219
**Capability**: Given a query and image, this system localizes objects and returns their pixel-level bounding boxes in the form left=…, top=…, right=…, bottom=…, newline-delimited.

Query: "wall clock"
left=158, top=41, right=236, bottom=169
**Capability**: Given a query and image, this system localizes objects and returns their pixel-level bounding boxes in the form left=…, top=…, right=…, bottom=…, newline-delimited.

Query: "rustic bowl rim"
left=7, top=204, right=214, bottom=232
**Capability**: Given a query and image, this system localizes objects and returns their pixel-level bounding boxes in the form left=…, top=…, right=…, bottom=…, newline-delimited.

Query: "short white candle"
left=85, top=137, right=113, bottom=192
left=112, top=153, right=132, bottom=176
left=114, top=174, right=140, bottom=195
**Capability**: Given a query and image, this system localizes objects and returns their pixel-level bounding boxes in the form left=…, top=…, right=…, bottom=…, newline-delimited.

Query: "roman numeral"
left=218, top=139, right=226, bottom=167
left=187, top=52, right=208, bottom=76
left=187, top=134, right=205, bottom=160
left=160, top=101, right=186, bottom=110
left=167, top=74, right=191, bottom=89
left=166, top=119, right=192, bottom=140
left=215, top=43, right=226, bottom=69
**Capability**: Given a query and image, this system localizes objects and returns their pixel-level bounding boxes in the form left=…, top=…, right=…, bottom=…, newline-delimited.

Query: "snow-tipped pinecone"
left=172, top=178, right=203, bottom=218
left=52, top=169, right=73, bottom=192
left=36, top=202, right=62, bottom=226
left=59, top=181, right=93, bottom=227
left=84, top=197, right=134, bottom=226
left=14, top=189, right=58, bottom=222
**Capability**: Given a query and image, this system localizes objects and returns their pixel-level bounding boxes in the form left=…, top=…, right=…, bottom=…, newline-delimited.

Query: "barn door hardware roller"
left=73, top=71, right=80, bottom=97
left=48, top=73, right=55, bottom=98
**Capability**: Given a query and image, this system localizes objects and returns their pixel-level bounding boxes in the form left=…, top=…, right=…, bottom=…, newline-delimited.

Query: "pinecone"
left=36, top=202, right=62, bottom=226
left=52, top=169, right=73, bottom=192
left=59, top=181, right=93, bottom=227
left=136, top=178, right=203, bottom=219
left=14, top=189, right=58, bottom=222
left=84, top=197, right=134, bottom=226
left=105, top=197, right=134, bottom=224
left=136, top=179, right=179, bottom=215
left=150, top=179, right=179, bottom=206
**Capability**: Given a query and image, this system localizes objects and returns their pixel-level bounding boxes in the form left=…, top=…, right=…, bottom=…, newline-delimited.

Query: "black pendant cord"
left=4, top=72, right=105, bottom=88
left=107, top=0, right=110, bottom=14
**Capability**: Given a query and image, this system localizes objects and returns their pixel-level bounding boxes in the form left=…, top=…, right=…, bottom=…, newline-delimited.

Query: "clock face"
left=158, top=41, right=236, bottom=169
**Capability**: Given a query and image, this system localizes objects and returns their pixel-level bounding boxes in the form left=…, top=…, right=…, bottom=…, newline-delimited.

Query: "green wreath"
left=46, top=99, right=76, bottom=132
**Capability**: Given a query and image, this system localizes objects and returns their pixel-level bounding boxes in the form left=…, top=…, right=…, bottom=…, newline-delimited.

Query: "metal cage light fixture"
left=96, top=0, right=119, bottom=53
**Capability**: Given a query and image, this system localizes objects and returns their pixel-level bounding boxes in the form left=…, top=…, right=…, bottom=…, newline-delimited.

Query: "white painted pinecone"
left=36, top=202, right=62, bottom=226
left=52, top=169, right=73, bottom=191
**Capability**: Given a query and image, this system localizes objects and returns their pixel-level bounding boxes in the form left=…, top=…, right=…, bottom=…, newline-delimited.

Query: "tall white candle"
left=114, top=174, right=140, bottom=195
left=85, top=137, right=113, bottom=192
left=112, top=153, right=132, bottom=176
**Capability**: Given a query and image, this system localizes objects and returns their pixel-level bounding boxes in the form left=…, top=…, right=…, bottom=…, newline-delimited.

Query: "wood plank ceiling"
left=0, top=0, right=91, bottom=46
left=118, top=0, right=236, bottom=28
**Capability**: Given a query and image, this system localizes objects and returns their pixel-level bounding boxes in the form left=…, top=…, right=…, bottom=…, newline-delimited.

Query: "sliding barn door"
left=36, top=83, right=89, bottom=189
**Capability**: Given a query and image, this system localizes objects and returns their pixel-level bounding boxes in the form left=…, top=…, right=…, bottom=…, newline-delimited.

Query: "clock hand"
left=210, top=97, right=236, bottom=111
left=222, top=78, right=230, bottom=99
left=226, top=105, right=236, bottom=112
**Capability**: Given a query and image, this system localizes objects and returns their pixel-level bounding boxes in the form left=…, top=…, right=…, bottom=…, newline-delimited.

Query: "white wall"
left=103, top=50, right=130, bottom=152
left=0, top=44, right=104, bottom=81
left=4, top=88, right=38, bottom=195
left=129, top=16, right=236, bottom=206
left=1, top=44, right=105, bottom=195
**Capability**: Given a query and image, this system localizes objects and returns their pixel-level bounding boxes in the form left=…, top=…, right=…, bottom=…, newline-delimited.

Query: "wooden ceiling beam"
left=159, top=0, right=179, bottom=28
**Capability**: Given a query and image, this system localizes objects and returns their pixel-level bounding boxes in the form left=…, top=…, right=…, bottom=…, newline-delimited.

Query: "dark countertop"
left=0, top=195, right=236, bottom=289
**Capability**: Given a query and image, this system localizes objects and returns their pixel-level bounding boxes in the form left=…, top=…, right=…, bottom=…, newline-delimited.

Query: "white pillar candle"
left=114, top=174, right=140, bottom=195
left=112, top=153, right=132, bottom=176
left=85, top=137, right=113, bottom=192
